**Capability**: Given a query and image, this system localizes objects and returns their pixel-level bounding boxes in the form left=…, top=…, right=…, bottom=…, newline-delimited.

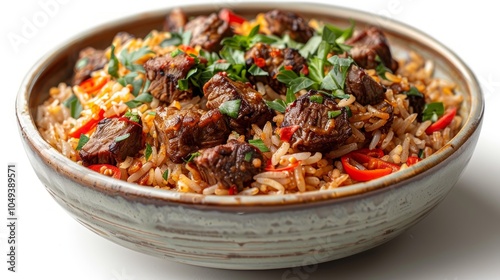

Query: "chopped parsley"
left=404, top=86, right=424, bottom=98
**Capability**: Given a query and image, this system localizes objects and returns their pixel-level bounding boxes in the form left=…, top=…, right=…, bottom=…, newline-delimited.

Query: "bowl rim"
left=16, top=1, right=484, bottom=208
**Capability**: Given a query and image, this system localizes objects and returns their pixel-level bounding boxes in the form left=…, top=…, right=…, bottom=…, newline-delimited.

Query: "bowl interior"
left=17, top=2, right=483, bottom=207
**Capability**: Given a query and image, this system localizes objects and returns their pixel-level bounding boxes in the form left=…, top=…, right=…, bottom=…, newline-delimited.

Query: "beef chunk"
left=193, top=139, right=264, bottom=190
left=281, top=90, right=352, bottom=152
left=245, top=43, right=307, bottom=95
left=264, top=9, right=314, bottom=43
left=163, top=8, right=187, bottom=33
left=345, top=65, right=387, bottom=106
left=184, top=13, right=233, bottom=52
left=72, top=47, right=107, bottom=86
left=154, top=107, right=230, bottom=163
left=80, top=118, right=143, bottom=166
left=203, top=73, right=274, bottom=135
left=144, top=52, right=196, bottom=104
left=346, top=26, right=398, bottom=73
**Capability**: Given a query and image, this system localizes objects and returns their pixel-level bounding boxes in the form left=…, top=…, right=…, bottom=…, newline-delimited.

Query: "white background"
left=2, top=0, right=500, bottom=279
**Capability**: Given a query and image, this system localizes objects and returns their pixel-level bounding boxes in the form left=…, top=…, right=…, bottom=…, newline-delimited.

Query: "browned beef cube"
left=203, top=73, right=274, bottom=135
left=281, top=90, right=352, bottom=152
left=245, top=43, right=307, bottom=95
left=79, top=118, right=144, bottom=166
left=72, top=47, right=107, bottom=86
left=144, top=52, right=196, bottom=104
left=163, top=8, right=188, bottom=33
left=154, top=107, right=230, bottom=163
left=184, top=13, right=233, bottom=52
left=193, top=139, right=264, bottom=190
left=346, top=27, right=398, bottom=73
left=264, top=9, right=315, bottom=43
left=345, top=65, right=387, bottom=106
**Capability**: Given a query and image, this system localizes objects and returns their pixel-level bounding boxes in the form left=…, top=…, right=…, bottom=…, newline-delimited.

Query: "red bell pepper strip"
left=88, top=164, right=121, bottom=179
left=341, top=149, right=400, bottom=182
left=406, top=156, right=421, bottom=166
left=280, top=125, right=300, bottom=142
left=254, top=57, right=266, bottom=68
left=425, top=107, right=457, bottom=134
left=79, top=76, right=109, bottom=95
left=218, top=8, right=247, bottom=24
left=68, top=108, right=105, bottom=138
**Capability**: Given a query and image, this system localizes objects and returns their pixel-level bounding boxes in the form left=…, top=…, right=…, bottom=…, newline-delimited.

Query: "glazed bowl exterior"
left=16, top=2, right=483, bottom=269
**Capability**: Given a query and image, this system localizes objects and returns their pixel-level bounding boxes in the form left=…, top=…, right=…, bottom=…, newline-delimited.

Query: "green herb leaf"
left=285, top=88, right=297, bottom=104
left=276, top=69, right=299, bottom=84
left=184, top=151, right=201, bottom=162
left=124, top=111, right=140, bottom=123
left=119, top=46, right=154, bottom=73
left=62, top=94, right=83, bottom=119
left=248, top=139, right=270, bottom=152
left=248, top=64, right=269, bottom=76
left=115, top=133, right=130, bottom=142
left=219, top=99, right=241, bottom=118
left=244, top=151, right=253, bottom=162
left=299, top=35, right=322, bottom=58
left=162, top=169, right=170, bottom=181
left=404, top=86, right=424, bottom=98
left=76, top=134, right=89, bottom=151
left=108, top=45, right=119, bottom=78
left=145, top=143, right=152, bottom=161
left=265, top=99, right=287, bottom=113
left=309, top=94, right=324, bottom=104
left=328, top=110, right=342, bottom=119
left=289, top=77, right=316, bottom=93
left=75, top=57, right=89, bottom=70
left=422, top=102, right=444, bottom=122
left=177, top=79, right=189, bottom=91
left=125, top=93, right=154, bottom=108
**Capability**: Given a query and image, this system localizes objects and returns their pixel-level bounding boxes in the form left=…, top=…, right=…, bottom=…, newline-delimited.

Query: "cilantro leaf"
left=76, top=134, right=89, bottom=151
left=289, top=77, right=316, bottom=93
left=145, top=143, right=152, bottom=161
left=125, top=93, right=153, bottom=108
left=119, top=46, right=154, bottom=73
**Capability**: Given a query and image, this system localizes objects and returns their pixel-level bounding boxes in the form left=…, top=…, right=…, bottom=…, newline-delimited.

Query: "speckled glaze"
left=16, top=2, right=483, bottom=269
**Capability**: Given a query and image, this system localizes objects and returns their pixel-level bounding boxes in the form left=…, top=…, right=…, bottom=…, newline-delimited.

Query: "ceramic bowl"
left=16, top=1, right=483, bottom=270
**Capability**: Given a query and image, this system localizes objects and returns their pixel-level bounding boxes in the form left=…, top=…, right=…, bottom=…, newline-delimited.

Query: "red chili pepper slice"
left=218, top=8, right=247, bottom=24
left=284, top=65, right=293, bottom=71
left=254, top=57, right=266, bottom=68
left=265, top=160, right=300, bottom=172
left=79, top=76, right=109, bottom=95
left=88, top=164, right=121, bottom=179
left=68, top=108, right=105, bottom=138
left=341, top=149, right=400, bottom=182
left=425, top=107, right=457, bottom=134
left=300, top=65, right=309, bottom=76
left=406, top=156, right=421, bottom=166
left=228, top=185, right=238, bottom=195
left=279, top=125, right=300, bottom=142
